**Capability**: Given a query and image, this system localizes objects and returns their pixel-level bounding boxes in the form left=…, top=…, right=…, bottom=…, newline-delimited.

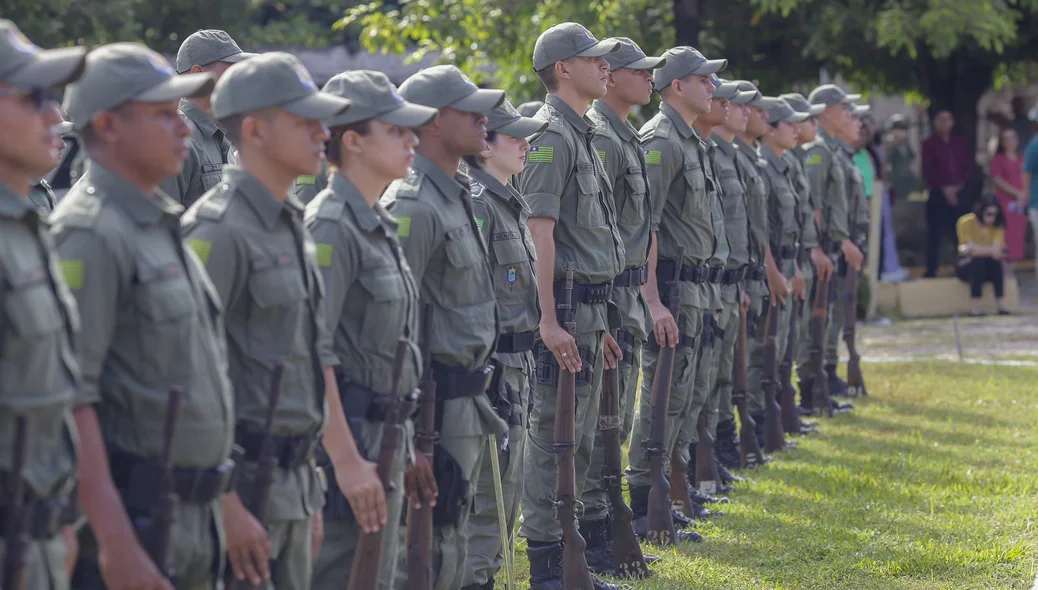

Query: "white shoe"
left=881, top=268, right=910, bottom=283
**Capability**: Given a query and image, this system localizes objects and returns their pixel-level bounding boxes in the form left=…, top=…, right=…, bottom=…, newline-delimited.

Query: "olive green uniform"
left=1, top=182, right=82, bottom=590
left=290, top=160, right=330, bottom=206
left=516, top=94, right=625, bottom=542
left=54, top=163, right=235, bottom=590
left=159, top=100, right=234, bottom=208
left=580, top=99, right=652, bottom=525
left=305, top=173, right=421, bottom=590
left=381, top=154, right=507, bottom=590
left=182, top=166, right=329, bottom=590
left=462, top=167, right=540, bottom=588
left=825, top=137, right=867, bottom=367
left=785, top=148, right=819, bottom=405
left=626, top=102, right=716, bottom=498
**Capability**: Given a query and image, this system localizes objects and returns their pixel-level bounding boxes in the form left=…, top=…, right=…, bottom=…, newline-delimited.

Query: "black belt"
left=431, top=361, right=493, bottom=400
left=747, top=265, right=766, bottom=281
left=615, top=329, right=636, bottom=349
left=720, top=266, right=747, bottom=285
left=236, top=426, right=320, bottom=470
left=553, top=278, right=613, bottom=304
left=0, top=493, right=77, bottom=539
left=707, top=266, right=724, bottom=283
left=644, top=331, right=697, bottom=351
left=773, top=244, right=798, bottom=260
left=821, top=239, right=842, bottom=256
left=655, top=259, right=710, bottom=284
left=613, top=264, right=649, bottom=287
left=108, top=450, right=234, bottom=509
left=336, top=373, right=419, bottom=425
left=496, top=330, right=537, bottom=354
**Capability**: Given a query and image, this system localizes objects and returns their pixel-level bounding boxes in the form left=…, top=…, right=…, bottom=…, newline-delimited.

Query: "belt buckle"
left=709, top=267, right=723, bottom=283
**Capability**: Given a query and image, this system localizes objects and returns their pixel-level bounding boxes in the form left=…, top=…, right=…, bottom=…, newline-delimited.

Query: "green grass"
left=500, top=362, right=1038, bottom=589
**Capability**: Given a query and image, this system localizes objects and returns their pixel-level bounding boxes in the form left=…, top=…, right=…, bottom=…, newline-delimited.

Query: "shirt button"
left=86, top=186, right=95, bottom=195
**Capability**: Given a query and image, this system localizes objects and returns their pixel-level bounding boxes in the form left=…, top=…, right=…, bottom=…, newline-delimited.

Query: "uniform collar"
left=222, top=166, right=300, bottom=231
left=546, top=94, right=592, bottom=134
left=0, top=181, right=37, bottom=220
left=733, top=137, right=759, bottom=156
left=712, top=134, right=737, bottom=157
left=469, top=167, right=525, bottom=210
left=87, top=162, right=183, bottom=226
left=179, top=99, right=220, bottom=140
left=412, top=154, right=470, bottom=201
left=660, top=102, right=695, bottom=140
left=592, top=101, right=636, bottom=142
left=329, top=172, right=390, bottom=234
left=833, top=137, right=856, bottom=155
left=761, top=146, right=789, bottom=172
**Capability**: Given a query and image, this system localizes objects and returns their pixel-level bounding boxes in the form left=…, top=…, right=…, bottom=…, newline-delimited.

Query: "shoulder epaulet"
left=51, top=186, right=103, bottom=229
left=756, top=157, right=768, bottom=169
left=194, top=184, right=232, bottom=221
left=470, top=181, right=487, bottom=199
left=639, top=115, right=671, bottom=142
left=394, top=169, right=423, bottom=201
left=313, top=190, right=345, bottom=221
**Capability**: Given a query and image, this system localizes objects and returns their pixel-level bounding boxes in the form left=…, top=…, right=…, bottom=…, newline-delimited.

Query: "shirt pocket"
left=682, top=159, right=708, bottom=219
left=201, top=163, right=224, bottom=192
left=134, top=261, right=196, bottom=382
left=247, top=254, right=307, bottom=358
left=574, top=166, right=607, bottom=228
left=357, top=271, right=407, bottom=354
left=491, top=236, right=531, bottom=303
left=620, top=168, right=648, bottom=227
left=443, top=224, right=490, bottom=308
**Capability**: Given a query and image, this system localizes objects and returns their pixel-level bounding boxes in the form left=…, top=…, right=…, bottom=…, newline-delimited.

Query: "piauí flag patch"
left=506, top=266, right=518, bottom=284
left=644, top=149, right=662, bottom=165
left=528, top=145, right=554, bottom=163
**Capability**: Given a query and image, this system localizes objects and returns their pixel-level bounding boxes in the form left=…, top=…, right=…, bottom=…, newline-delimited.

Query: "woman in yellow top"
left=956, top=198, right=1010, bottom=315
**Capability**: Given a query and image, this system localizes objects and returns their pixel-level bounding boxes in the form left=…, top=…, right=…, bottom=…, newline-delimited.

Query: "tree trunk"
left=673, top=0, right=700, bottom=47
left=918, top=46, right=995, bottom=159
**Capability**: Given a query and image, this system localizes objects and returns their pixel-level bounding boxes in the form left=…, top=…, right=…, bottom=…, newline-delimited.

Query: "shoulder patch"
left=470, top=182, right=486, bottom=198
left=315, top=243, right=333, bottom=267
left=396, top=216, right=412, bottom=238
left=644, top=149, right=662, bottom=165
left=804, top=153, right=823, bottom=166
left=295, top=175, right=317, bottom=186
left=475, top=217, right=485, bottom=231
left=187, top=239, right=213, bottom=265
left=58, top=259, right=84, bottom=290
left=528, top=145, right=554, bottom=163
left=596, top=149, right=606, bottom=166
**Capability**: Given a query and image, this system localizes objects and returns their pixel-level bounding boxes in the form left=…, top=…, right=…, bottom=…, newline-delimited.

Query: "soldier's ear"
left=89, top=111, right=121, bottom=145
left=555, top=59, right=572, bottom=82
left=606, top=72, right=617, bottom=89
left=190, top=64, right=205, bottom=74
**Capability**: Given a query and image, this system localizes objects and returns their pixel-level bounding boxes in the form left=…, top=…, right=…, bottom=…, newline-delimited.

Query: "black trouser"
left=966, top=257, right=1004, bottom=299
left=925, top=189, right=961, bottom=277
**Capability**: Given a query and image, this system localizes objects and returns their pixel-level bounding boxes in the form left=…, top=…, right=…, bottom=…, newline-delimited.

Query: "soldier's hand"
left=98, top=536, right=173, bottom=590
left=766, top=268, right=789, bottom=307
left=841, top=240, right=864, bottom=272
left=311, top=510, right=324, bottom=563
left=540, top=321, right=581, bottom=373
left=336, top=457, right=387, bottom=534
left=603, top=332, right=623, bottom=370
left=741, top=291, right=751, bottom=314
left=811, top=247, right=834, bottom=280
left=221, top=492, right=273, bottom=586
left=405, top=452, right=438, bottom=510
left=792, top=269, right=807, bottom=301
left=63, top=525, right=78, bottom=577
left=649, top=302, right=679, bottom=348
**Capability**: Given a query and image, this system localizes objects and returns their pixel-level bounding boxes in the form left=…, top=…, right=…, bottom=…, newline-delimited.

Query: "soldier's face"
left=776, top=120, right=799, bottom=150
left=746, top=105, right=769, bottom=137
left=487, top=133, right=530, bottom=177
left=608, top=67, right=654, bottom=106
left=724, top=104, right=749, bottom=134
left=0, top=83, right=64, bottom=181
left=258, top=109, right=330, bottom=177
left=360, top=120, right=418, bottom=181
left=565, top=56, right=610, bottom=100
left=439, top=107, right=488, bottom=156
left=796, top=118, right=818, bottom=144
left=680, top=74, right=714, bottom=115
left=100, top=100, right=192, bottom=181
left=704, top=97, right=729, bottom=126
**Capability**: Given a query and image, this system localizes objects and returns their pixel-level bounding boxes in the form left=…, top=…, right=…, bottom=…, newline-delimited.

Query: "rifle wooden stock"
left=733, top=307, right=764, bottom=467
left=347, top=338, right=410, bottom=590
left=407, top=305, right=436, bottom=590
left=780, top=301, right=805, bottom=434
left=761, top=302, right=786, bottom=453
left=645, top=247, right=684, bottom=546
left=810, top=277, right=834, bottom=417
left=694, top=411, right=719, bottom=494
left=1, top=415, right=30, bottom=590
left=553, top=265, right=593, bottom=588
left=842, top=269, right=867, bottom=397
left=145, top=387, right=183, bottom=584
left=600, top=333, right=649, bottom=579
left=669, top=447, right=694, bottom=520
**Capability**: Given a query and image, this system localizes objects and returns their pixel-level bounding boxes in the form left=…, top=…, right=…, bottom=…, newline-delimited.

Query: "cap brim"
left=729, top=90, right=759, bottom=105
left=136, top=72, right=215, bottom=102
left=379, top=102, right=439, bottom=128
left=842, top=93, right=862, bottom=103
left=451, top=88, right=505, bottom=113
left=808, top=104, right=825, bottom=116
left=282, top=91, right=353, bottom=121
left=7, top=46, right=88, bottom=90
left=691, top=58, right=727, bottom=76
left=494, top=116, right=548, bottom=138
left=713, top=82, right=741, bottom=100
left=576, top=39, right=622, bottom=59
left=53, top=121, right=74, bottom=135
left=852, top=105, right=871, bottom=116
left=621, top=56, right=666, bottom=71
left=786, top=112, right=810, bottom=123
left=219, top=51, right=258, bottom=64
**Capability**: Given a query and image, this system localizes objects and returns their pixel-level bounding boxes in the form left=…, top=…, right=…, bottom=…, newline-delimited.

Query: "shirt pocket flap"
left=444, top=226, right=481, bottom=268
left=248, top=257, right=306, bottom=308
left=358, top=272, right=404, bottom=302
left=492, top=237, right=527, bottom=265
left=135, top=262, right=195, bottom=322
left=624, top=171, right=647, bottom=196
left=575, top=170, right=598, bottom=195
left=5, top=274, right=62, bottom=336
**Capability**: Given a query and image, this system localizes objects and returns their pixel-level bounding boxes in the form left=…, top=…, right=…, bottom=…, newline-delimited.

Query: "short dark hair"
left=976, top=197, right=1006, bottom=228
left=537, top=66, right=559, bottom=93
left=995, top=127, right=1017, bottom=155
left=78, top=103, right=132, bottom=149
left=326, top=119, right=372, bottom=168
left=217, top=114, right=246, bottom=146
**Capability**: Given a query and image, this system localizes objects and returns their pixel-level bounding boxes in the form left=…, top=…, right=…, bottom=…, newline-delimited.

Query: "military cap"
left=779, top=92, right=824, bottom=116
left=0, top=20, right=86, bottom=90
left=734, top=80, right=764, bottom=105
left=64, top=43, right=214, bottom=131
left=654, top=47, right=726, bottom=92
left=53, top=120, right=74, bottom=135
left=888, top=113, right=909, bottom=130
left=176, top=29, right=256, bottom=74
left=517, top=101, right=544, bottom=117
left=532, top=23, right=620, bottom=71
left=211, top=52, right=350, bottom=121
left=399, top=65, right=504, bottom=113
left=808, top=84, right=861, bottom=106
left=851, top=102, right=871, bottom=116
left=603, top=37, right=666, bottom=72
left=760, top=97, right=809, bottom=124
left=321, top=70, right=437, bottom=128
left=712, top=76, right=756, bottom=103
left=487, top=99, right=548, bottom=138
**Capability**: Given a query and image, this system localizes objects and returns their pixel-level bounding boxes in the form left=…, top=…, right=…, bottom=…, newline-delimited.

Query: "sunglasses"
left=983, top=211, right=998, bottom=218
left=0, top=87, right=63, bottom=111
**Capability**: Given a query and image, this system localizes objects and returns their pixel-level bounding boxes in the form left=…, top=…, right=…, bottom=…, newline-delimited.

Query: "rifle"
left=347, top=338, right=411, bottom=590
left=143, top=387, right=183, bottom=584
left=810, top=276, right=835, bottom=417
left=553, top=264, right=594, bottom=588
left=843, top=267, right=867, bottom=397
left=1, top=415, right=30, bottom=590
left=733, top=306, right=765, bottom=467
left=760, top=301, right=786, bottom=453
left=694, top=411, right=720, bottom=495
left=645, top=247, right=684, bottom=546
left=669, top=446, right=694, bottom=520
left=407, top=304, right=437, bottom=590
left=600, top=331, right=650, bottom=579
left=779, top=300, right=806, bottom=435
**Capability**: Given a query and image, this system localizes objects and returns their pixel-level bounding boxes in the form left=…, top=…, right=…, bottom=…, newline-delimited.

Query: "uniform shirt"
left=785, top=150, right=820, bottom=251
left=703, top=137, right=732, bottom=310
left=291, top=160, right=330, bottom=206
left=802, top=129, right=850, bottom=243
left=517, top=94, right=625, bottom=334
left=305, top=173, right=422, bottom=397
left=761, top=147, right=799, bottom=277
left=835, top=138, right=869, bottom=245
left=51, top=163, right=234, bottom=469
left=380, top=154, right=506, bottom=438
left=1, top=183, right=81, bottom=497
left=734, top=138, right=770, bottom=297
left=712, top=136, right=751, bottom=303
left=640, top=103, right=722, bottom=309
left=28, top=179, right=56, bottom=214
left=589, top=100, right=651, bottom=339
left=160, top=100, right=233, bottom=208
left=469, top=167, right=541, bottom=369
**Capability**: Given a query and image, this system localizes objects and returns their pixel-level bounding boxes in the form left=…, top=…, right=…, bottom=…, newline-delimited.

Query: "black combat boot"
left=628, top=485, right=649, bottom=519
left=751, top=411, right=767, bottom=449
left=460, top=581, right=495, bottom=590
left=716, top=461, right=745, bottom=485
left=798, top=378, right=814, bottom=412
left=827, top=363, right=849, bottom=397
left=714, top=419, right=741, bottom=469
left=581, top=518, right=615, bottom=576
left=527, top=542, right=633, bottom=590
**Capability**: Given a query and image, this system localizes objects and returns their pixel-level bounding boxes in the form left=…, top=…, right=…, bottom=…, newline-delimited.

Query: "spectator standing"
left=988, top=127, right=1028, bottom=265
left=922, top=110, right=974, bottom=277
left=956, top=199, right=1009, bottom=315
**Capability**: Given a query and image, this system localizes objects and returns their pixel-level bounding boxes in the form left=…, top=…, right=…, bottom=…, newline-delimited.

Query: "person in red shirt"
left=989, top=127, right=1028, bottom=264
left=922, top=110, right=974, bottom=277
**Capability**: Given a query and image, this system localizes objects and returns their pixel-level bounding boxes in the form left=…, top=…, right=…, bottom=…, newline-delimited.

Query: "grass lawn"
left=501, top=361, right=1038, bottom=589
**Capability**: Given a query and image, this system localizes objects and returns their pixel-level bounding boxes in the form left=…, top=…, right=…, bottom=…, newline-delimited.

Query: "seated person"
left=956, top=198, right=1010, bottom=315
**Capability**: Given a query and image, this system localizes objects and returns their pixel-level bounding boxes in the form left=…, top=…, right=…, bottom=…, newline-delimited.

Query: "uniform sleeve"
left=389, top=200, right=440, bottom=284
left=308, top=219, right=359, bottom=367
left=642, top=137, right=678, bottom=232
left=52, top=228, right=122, bottom=406
left=183, top=222, right=248, bottom=311
left=592, top=134, right=624, bottom=198
left=470, top=196, right=496, bottom=246
left=803, top=146, right=828, bottom=211
left=517, top=131, right=571, bottom=221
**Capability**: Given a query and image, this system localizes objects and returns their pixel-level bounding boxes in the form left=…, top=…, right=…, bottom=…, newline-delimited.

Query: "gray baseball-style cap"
left=399, top=65, right=504, bottom=113
left=603, top=37, right=666, bottom=72
left=851, top=102, right=871, bottom=116
left=532, top=23, right=620, bottom=71
left=734, top=80, right=764, bottom=105
left=64, top=43, right=214, bottom=131
left=712, top=76, right=755, bottom=102
left=211, top=52, right=350, bottom=121
left=808, top=84, right=861, bottom=106
left=322, top=70, right=437, bottom=128
left=761, top=97, right=809, bottom=124
left=653, top=46, right=726, bottom=91
left=487, top=99, right=548, bottom=138
left=779, top=93, right=825, bottom=116
left=0, top=20, right=87, bottom=90
left=888, top=113, right=909, bottom=130
left=176, top=29, right=257, bottom=74
left=517, top=101, right=544, bottom=117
